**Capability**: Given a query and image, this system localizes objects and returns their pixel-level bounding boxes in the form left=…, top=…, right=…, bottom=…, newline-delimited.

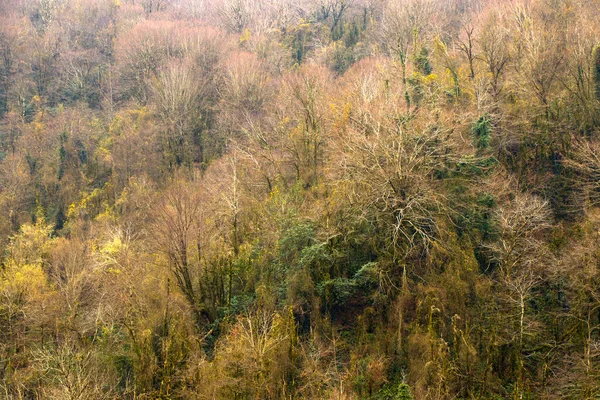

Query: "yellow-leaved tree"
left=0, top=211, right=57, bottom=394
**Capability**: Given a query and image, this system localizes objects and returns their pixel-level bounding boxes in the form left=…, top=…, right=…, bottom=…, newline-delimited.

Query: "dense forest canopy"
left=1, top=0, right=600, bottom=398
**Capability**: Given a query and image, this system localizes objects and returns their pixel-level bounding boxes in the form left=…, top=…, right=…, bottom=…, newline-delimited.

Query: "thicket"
left=1, top=0, right=600, bottom=398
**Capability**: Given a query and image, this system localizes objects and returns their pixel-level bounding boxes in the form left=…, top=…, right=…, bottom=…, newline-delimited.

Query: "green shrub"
left=472, top=115, right=492, bottom=149
left=396, top=382, right=414, bottom=400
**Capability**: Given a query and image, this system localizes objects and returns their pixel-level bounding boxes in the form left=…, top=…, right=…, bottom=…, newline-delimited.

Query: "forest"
left=1, top=0, right=600, bottom=398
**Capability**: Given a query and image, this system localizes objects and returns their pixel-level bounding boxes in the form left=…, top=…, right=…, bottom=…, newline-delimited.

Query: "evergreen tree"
left=396, top=382, right=414, bottom=400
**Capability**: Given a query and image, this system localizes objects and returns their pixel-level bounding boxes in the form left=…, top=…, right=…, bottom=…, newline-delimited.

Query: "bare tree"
left=152, top=59, right=202, bottom=167
left=487, top=192, right=552, bottom=277
left=514, top=5, right=568, bottom=113
left=456, top=23, right=477, bottom=81
left=154, top=180, right=212, bottom=329
left=478, top=9, right=511, bottom=101
left=485, top=191, right=553, bottom=397
left=329, top=63, right=453, bottom=263
left=380, top=0, right=436, bottom=110
left=33, top=345, right=115, bottom=400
